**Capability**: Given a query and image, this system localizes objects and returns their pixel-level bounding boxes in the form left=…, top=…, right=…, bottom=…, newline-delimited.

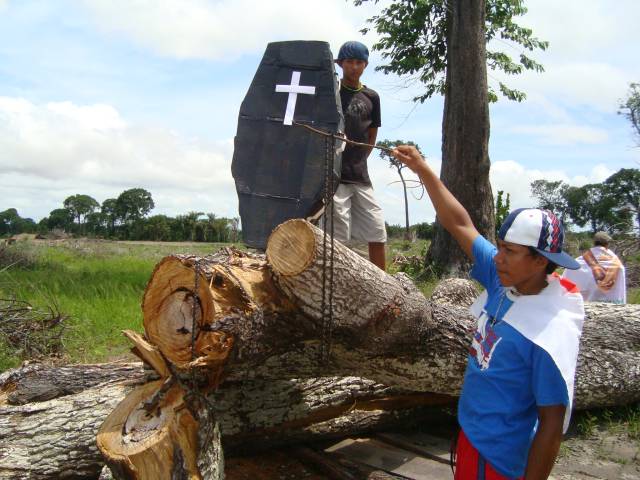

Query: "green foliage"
left=46, top=208, right=74, bottom=231
left=29, top=187, right=240, bottom=242
left=572, top=404, right=640, bottom=440
left=576, top=411, right=598, bottom=437
left=414, top=221, right=435, bottom=240
left=530, top=169, right=639, bottom=234
left=386, top=221, right=434, bottom=240
left=605, top=168, right=640, bottom=231
left=386, top=238, right=438, bottom=292
left=495, top=190, right=511, bottom=233
left=354, top=0, right=548, bottom=103
left=565, top=183, right=632, bottom=234
left=116, top=188, right=154, bottom=224
left=530, top=179, right=569, bottom=222
left=101, top=198, right=118, bottom=235
left=63, top=194, right=99, bottom=228
left=0, top=239, right=234, bottom=367
left=619, top=82, right=640, bottom=145
left=0, top=208, right=37, bottom=236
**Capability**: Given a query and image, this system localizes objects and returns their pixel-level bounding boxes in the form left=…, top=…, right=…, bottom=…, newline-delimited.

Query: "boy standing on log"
left=333, top=41, right=387, bottom=270
left=392, top=145, right=585, bottom=480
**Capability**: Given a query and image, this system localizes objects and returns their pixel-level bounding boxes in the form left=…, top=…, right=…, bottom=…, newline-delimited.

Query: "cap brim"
left=536, top=249, right=580, bottom=270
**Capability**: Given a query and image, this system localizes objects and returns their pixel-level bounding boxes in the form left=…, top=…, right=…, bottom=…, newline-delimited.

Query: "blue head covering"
left=337, top=41, right=369, bottom=62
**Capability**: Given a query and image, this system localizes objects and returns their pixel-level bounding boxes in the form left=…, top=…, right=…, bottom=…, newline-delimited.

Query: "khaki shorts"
left=325, top=183, right=387, bottom=244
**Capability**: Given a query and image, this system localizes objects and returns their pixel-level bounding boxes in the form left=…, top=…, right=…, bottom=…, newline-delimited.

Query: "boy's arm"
left=365, top=127, right=378, bottom=160
left=392, top=145, right=479, bottom=259
left=524, top=405, right=565, bottom=480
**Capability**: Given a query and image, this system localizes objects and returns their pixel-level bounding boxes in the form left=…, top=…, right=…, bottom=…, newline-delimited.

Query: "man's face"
left=493, top=239, right=548, bottom=292
left=338, top=59, right=367, bottom=83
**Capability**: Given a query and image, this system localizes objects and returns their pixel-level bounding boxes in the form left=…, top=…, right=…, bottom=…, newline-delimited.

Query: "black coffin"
left=231, top=40, right=343, bottom=249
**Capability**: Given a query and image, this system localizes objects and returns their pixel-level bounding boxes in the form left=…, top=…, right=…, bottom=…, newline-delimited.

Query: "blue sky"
left=1, top=0, right=639, bottom=226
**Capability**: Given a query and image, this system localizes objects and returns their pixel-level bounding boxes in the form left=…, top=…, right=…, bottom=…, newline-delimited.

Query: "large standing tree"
left=101, top=198, right=119, bottom=236
left=355, top=0, right=547, bottom=275
left=115, top=188, right=154, bottom=225
left=63, top=194, right=99, bottom=233
left=530, top=179, right=570, bottom=222
left=0, top=208, right=37, bottom=236
left=564, top=183, right=632, bottom=235
left=46, top=208, right=74, bottom=232
left=619, top=83, right=640, bottom=146
left=604, top=168, right=640, bottom=233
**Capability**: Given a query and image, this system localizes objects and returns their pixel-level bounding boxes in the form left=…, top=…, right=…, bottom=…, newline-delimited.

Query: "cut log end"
left=266, top=219, right=317, bottom=276
left=143, top=257, right=216, bottom=367
left=97, top=380, right=204, bottom=479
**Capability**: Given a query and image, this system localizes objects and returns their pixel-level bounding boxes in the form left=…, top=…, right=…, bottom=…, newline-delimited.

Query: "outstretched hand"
left=392, top=145, right=427, bottom=173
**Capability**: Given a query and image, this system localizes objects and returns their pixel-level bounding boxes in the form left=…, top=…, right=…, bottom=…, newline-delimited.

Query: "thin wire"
left=293, top=121, right=395, bottom=154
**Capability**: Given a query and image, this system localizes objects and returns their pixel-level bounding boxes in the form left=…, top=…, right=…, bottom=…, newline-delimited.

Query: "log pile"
left=1, top=219, right=639, bottom=479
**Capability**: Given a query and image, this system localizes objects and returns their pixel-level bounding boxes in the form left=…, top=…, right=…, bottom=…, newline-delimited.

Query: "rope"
left=293, top=121, right=395, bottom=154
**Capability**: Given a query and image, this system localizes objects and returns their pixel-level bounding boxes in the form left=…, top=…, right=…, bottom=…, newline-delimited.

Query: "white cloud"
left=507, top=63, right=633, bottom=114
left=486, top=1, right=640, bottom=113
left=0, top=97, right=237, bottom=219
left=79, top=0, right=378, bottom=60
left=490, top=159, right=616, bottom=212
left=519, top=0, right=640, bottom=61
left=509, top=123, right=609, bottom=146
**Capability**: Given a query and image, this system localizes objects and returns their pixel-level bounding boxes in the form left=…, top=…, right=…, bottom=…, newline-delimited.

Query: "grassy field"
left=0, top=238, right=235, bottom=369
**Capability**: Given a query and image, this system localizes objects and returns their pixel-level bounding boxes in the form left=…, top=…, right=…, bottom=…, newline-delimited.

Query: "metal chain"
left=328, top=133, right=336, bottom=361
left=319, top=134, right=336, bottom=364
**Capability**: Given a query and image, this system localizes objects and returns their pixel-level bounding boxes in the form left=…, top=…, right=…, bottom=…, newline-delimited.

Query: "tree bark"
left=0, top=377, right=137, bottom=480
left=0, top=362, right=451, bottom=480
left=428, top=0, right=495, bottom=276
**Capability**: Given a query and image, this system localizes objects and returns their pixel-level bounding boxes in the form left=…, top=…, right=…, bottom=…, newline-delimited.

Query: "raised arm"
left=392, top=145, right=479, bottom=259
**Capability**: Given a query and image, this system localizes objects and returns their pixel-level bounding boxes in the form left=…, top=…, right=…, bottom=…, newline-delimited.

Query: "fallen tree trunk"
left=1, top=307, right=638, bottom=479
left=0, top=362, right=452, bottom=480
left=0, top=377, right=136, bottom=480
left=95, top=220, right=640, bottom=479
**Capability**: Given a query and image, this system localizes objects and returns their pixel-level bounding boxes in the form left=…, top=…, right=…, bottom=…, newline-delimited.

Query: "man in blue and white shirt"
left=392, top=145, right=584, bottom=480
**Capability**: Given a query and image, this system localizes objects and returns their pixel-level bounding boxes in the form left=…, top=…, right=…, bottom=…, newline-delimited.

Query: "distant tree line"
left=0, top=209, right=37, bottom=236
left=2, top=188, right=240, bottom=243
left=7, top=166, right=638, bottom=242
left=386, top=222, right=435, bottom=240
left=530, top=168, right=640, bottom=234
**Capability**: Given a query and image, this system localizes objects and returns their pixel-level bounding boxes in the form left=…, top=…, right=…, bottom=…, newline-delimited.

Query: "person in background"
left=562, top=231, right=626, bottom=304
left=332, top=40, right=386, bottom=270
left=392, top=144, right=584, bottom=480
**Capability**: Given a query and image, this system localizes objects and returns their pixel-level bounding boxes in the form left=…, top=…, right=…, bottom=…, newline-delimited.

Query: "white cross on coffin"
left=275, top=71, right=316, bottom=125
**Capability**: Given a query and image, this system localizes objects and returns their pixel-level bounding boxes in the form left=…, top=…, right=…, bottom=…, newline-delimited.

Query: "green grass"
left=572, top=404, right=640, bottom=440
left=0, top=239, right=241, bottom=369
left=386, top=238, right=439, bottom=297
left=627, top=287, right=640, bottom=304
